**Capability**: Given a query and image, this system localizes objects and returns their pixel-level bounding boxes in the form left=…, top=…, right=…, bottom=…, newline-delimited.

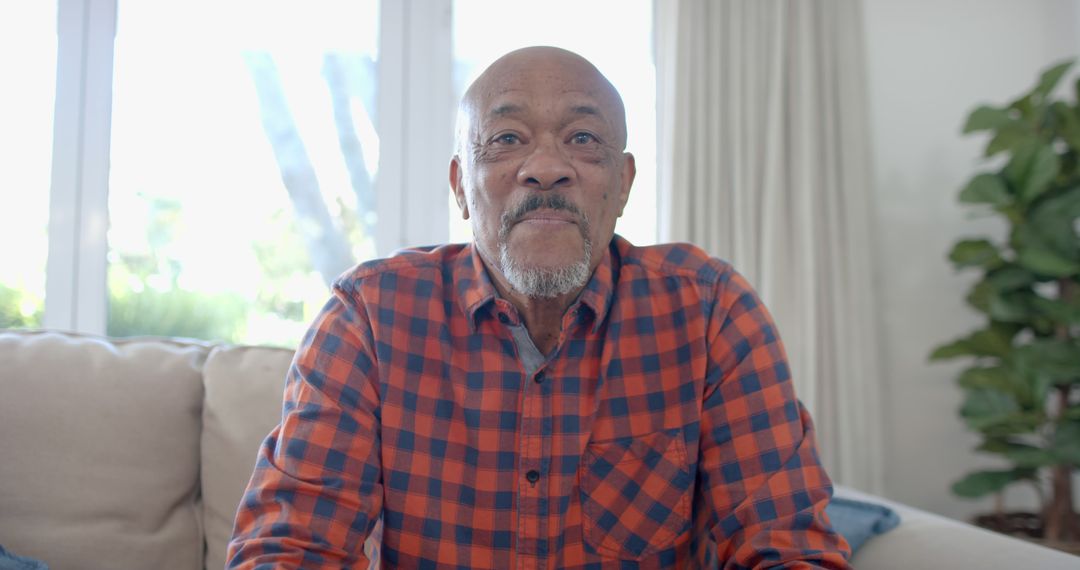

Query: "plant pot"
left=973, top=512, right=1080, bottom=556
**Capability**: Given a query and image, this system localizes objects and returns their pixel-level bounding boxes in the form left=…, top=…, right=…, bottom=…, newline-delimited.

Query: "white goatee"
left=499, top=239, right=591, bottom=298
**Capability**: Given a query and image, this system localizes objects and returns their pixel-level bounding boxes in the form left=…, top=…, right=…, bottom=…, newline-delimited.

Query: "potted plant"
left=930, top=58, right=1080, bottom=550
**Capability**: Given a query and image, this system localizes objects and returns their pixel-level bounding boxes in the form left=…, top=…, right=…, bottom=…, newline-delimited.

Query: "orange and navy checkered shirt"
left=227, top=236, right=851, bottom=569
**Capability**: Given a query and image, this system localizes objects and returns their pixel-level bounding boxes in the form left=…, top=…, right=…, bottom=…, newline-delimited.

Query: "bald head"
left=455, top=47, right=628, bottom=158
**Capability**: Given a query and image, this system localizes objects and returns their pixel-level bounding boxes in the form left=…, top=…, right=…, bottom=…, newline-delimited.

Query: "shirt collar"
left=576, top=238, right=618, bottom=333
left=455, top=244, right=498, bottom=332
left=455, top=237, right=621, bottom=334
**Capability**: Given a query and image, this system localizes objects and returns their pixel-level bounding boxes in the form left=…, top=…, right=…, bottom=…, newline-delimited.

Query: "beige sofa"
left=0, top=329, right=1076, bottom=569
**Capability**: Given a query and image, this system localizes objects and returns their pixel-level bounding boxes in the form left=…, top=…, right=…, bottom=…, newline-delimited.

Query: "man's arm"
left=698, top=266, right=851, bottom=569
left=227, top=290, right=383, bottom=569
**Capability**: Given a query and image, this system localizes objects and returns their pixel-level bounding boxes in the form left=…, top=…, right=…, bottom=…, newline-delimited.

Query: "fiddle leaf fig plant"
left=931, top=58, right=1080, bottom=543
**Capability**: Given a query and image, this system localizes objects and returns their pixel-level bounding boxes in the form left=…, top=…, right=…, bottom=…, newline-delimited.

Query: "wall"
left=861, top=0, right=1080, bottom=521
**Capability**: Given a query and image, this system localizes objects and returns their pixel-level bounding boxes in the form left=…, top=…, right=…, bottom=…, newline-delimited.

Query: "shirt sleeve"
left=698, top=265, right=852, bottom=569
left=227, top=287, right=383, bottom=569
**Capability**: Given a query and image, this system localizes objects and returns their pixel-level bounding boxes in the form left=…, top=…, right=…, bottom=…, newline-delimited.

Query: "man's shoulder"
left=333, top=243, right=469, bottom=294
left=614, top=237, right=734, bottom=288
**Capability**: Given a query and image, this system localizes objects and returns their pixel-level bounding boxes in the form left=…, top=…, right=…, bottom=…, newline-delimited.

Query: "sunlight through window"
left=108, top=0, right=379, bottom=346
left=0, top=2, right=56, bottom=328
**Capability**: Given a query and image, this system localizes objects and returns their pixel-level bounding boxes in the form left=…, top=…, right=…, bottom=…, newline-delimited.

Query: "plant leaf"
left=1016, top=247, right=1080, bottom=277
left=976, top=437, right=1014, bottom=454
left=957, top=366, right=1015, bottom=392
left=952, top=469, right=1034, bottom=498
left=975, top=439, right=1055, bottom=467
left=994, top=204, right=1025, bottom=226
left=1034, top=59, right=1075, bottom=99
left=931, top=338, right=975, bottom=360
left=1051, top=101, right=1080, bottom=151
left=1006, top=445, right=1057, bottom=468
left=949, top=239, right=1004, bottom=270
left=986, top=265, right=1037, bottom=291
left=1023, top=147, right=1060, bottom=203
left=1027, top=185, right=1080, bottom=258
left=960, top=389, right=1021, bottom=430
left=1003, top=141, right=1060, bottom=203
left=930, top=323, right=1017, bottom=360
left=981, top=416, right=1045, bottom=437
left=985, top=122, right=1036, bottom=156
left=1032, top=371, right=1054, bottom=408
left=959, top=173, right=1012, bottom=206
left=988, top=290, right=1035, bottom=323
left=1030, top=295, right=1080, bottom=325
left=1013, top=339, right=1080, bottom=383
left=965, top=280, right=993, bottom=315
left=963, top=106, right=1014, bottom=133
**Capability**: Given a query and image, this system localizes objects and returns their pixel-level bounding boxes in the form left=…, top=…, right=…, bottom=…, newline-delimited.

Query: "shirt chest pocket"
left=580, top=427, right=693, bottom=560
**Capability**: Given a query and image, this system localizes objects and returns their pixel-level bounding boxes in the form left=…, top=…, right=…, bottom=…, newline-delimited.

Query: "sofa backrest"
left=200, top=343, right=294, bottom=570
left=0, top=330, right=293, bottom=570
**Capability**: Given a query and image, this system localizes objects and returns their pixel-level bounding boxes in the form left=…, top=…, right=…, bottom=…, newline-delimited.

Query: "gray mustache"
left=502, top=194, right=586, bottom=229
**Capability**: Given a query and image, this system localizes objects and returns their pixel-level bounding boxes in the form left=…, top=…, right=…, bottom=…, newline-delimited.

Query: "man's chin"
left=505, top=255, right=585, bottom=274
left=498, top=243, right=592, bottom=299
left=503, top=261, right=591, bottom=299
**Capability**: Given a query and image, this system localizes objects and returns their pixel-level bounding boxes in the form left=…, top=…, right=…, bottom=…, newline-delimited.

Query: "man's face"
left=450, top=51, right=635, bottom=298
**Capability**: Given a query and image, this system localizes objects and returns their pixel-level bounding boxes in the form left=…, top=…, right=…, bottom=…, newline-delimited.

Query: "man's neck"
left=504, top=290, right=575, bottom=357
left=478, top=251, right=584, bottom=356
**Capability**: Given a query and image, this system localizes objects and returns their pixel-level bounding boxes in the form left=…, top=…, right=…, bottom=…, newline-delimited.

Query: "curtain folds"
left=656, top=0, right=885, bottom=493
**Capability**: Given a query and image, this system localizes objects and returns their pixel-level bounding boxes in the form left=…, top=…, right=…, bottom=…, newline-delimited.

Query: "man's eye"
left=494, top=133, right=521, bottom=144
left=571, top=132, right=597, bottom=144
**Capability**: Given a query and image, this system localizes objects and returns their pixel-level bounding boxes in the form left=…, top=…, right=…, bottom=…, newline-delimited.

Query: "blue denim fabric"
left=826, top=496, right=902, bottom=552
left=0, top=545, right=48, bottom=570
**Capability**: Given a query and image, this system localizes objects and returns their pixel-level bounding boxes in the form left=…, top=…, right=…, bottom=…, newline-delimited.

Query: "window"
left=0, top=2, right=57, bottom=328
left=107, top=0, right=380, bottom=345
left=449, top=0, right=657, bottom=246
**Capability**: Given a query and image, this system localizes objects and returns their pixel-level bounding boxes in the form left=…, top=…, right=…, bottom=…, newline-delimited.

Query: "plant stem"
left=1044, top=386, right=1078, bottom=541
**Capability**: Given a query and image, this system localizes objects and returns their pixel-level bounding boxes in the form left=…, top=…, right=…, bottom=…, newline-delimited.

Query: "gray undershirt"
left=506, top=322, right=547, bottom=378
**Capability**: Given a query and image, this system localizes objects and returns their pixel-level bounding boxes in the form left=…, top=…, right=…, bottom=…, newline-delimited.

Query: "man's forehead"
left=455, top=47, right=628, bottom=149
left=483, top=91, right=610, bottom=120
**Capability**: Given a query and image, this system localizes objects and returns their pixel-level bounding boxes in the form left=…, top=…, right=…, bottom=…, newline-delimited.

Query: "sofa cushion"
left=0, top=330, right=208, bottom=570
left=200, top=344, right=294, bottom=570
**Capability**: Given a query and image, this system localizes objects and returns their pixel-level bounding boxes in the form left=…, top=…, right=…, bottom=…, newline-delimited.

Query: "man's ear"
left=449, top=156, right=469, bottom=220
left=616, top=152, right=636, bottom=217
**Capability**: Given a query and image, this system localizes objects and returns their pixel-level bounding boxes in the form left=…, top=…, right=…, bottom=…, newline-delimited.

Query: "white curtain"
left=655, top=0, right=885, bottom=493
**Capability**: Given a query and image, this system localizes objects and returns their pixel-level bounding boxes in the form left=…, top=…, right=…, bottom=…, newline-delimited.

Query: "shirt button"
left=534, top=372, right=545, bottom=384
left=497, top=313, right=510, bottom=324
left=525, top=470, right=540, bottom=484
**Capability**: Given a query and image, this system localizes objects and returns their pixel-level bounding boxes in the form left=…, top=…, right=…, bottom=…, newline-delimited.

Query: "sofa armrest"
left=835, top=486, right=1079, bottom=570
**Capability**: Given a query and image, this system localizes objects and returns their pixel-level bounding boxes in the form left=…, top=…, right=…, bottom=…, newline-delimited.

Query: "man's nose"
left=517, top=138, right=574, bottom=190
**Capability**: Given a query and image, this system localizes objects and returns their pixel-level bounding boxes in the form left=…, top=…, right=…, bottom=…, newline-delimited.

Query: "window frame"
left=44, top=0, right=116, bottom=333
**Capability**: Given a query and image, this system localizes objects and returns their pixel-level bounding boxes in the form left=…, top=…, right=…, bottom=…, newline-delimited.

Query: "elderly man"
left=228, top=47, right=851, bottom=569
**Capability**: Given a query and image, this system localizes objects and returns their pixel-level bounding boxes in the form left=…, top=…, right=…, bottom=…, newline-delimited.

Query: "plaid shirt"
left=228, top=236, right=851, bottom=569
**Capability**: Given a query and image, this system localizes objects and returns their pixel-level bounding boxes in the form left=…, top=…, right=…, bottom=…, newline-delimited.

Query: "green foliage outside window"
left=107, top=194, right=334, bottom=347
left=0, top=283, right=43, bottom=329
